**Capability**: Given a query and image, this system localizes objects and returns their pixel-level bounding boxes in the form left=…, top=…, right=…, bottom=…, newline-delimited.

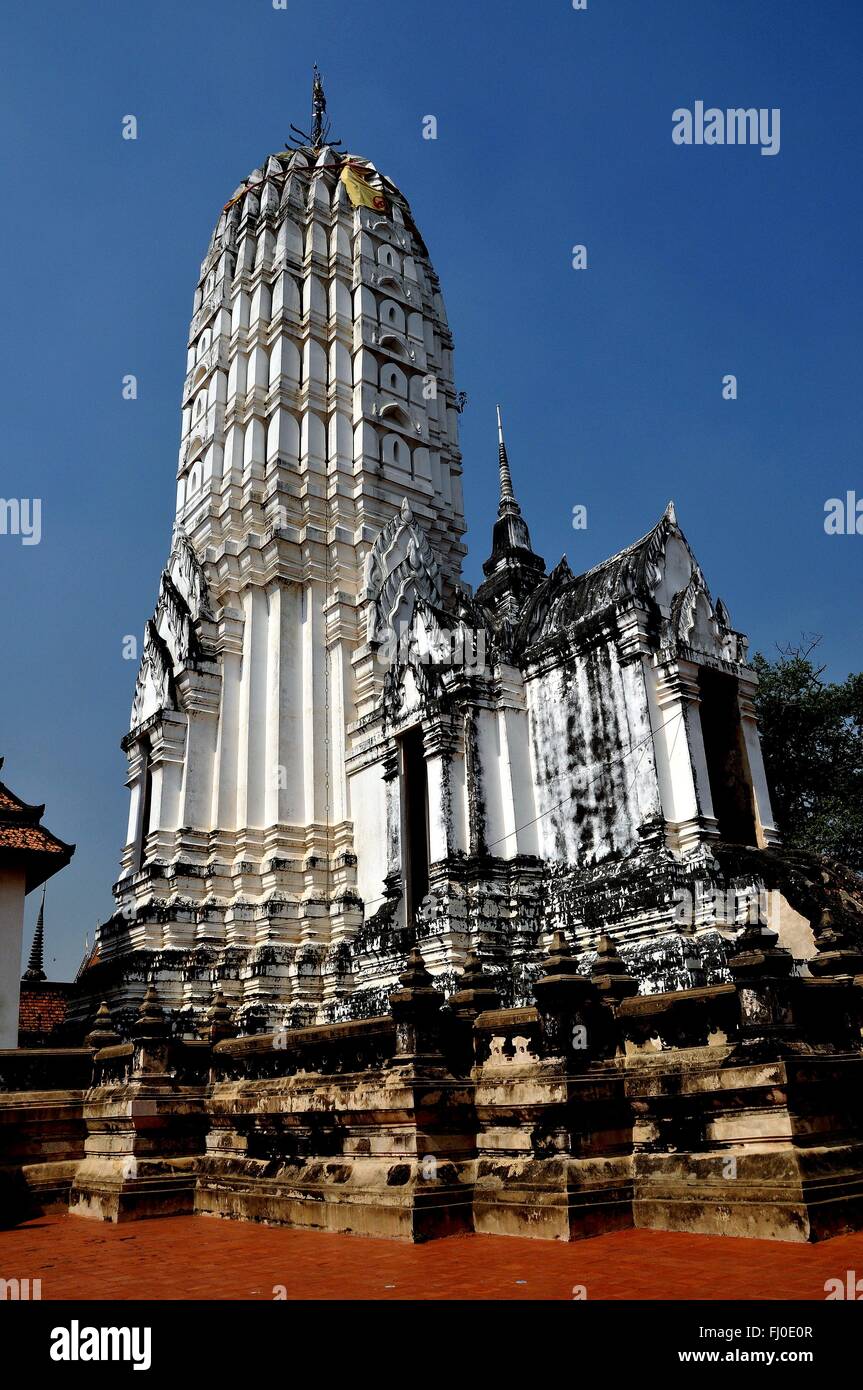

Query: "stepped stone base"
left=7, top=935, right=863, bottom=1246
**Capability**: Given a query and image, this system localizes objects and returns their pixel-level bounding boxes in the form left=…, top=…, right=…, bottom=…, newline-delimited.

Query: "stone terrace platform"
left=2, top=1215, right=862, bottom=1300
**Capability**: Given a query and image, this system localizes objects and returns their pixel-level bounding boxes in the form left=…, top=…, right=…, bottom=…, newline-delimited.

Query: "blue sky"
left=1, top=0, right=861, bottom=978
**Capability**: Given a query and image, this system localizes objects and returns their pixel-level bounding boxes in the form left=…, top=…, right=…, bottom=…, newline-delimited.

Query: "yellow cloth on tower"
left=340, top=162, right=388, bottom=212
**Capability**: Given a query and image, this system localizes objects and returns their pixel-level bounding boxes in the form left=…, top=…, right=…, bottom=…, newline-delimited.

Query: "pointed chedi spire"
left=23, top=886, right=47, bottom=982
left=496, top=405, right=517, bottom=510
left=477, top=405, right=546, bottom=624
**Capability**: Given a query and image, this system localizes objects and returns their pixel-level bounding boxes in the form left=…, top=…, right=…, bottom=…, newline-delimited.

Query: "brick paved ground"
left=2, top=1215, right=863, bottom=1300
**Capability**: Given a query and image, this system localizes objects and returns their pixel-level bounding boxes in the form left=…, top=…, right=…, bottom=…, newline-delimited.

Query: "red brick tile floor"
left=2, top=1215, right=863, bottom=1300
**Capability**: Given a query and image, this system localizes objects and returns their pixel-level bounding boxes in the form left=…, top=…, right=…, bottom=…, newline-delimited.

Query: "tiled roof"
left=0, top=824, right=70, bottom=854
left=0, top=757, right=74, bottom=890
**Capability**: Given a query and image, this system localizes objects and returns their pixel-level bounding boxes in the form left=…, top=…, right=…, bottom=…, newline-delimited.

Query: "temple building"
left=72, top=81, right=849, bottom=1037
left=8, top=75, right=863, bottom=1252
left=0, top=761, right=74, bottom=1047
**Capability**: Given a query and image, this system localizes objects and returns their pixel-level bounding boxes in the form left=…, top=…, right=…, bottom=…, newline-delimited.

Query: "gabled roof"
left=557, top=502, right=686, bottom=622
left=75, top=938, right=100, bottom=983
left=0, top=758, right=75, bottom=893
left=514, top=502, right=693, bottom=652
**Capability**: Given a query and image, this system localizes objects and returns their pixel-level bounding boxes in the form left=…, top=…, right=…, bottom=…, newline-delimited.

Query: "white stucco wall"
left=0, top=869, right=26, bottom=1048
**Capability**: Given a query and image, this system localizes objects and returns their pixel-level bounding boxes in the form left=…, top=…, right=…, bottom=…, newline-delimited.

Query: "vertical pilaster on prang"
left=422, top=715, right=462, bottom=866
left=736, top=669, right=782, bottom=848
left=381, top=745, right=405, bottom=908
left=651, top=658, right=720, bottom=854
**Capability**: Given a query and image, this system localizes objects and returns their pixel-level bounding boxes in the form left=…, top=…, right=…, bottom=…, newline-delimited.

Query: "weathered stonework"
left=7, top=931, right=863, bottom=1245
left=66, top=103, right=863, bottom=1038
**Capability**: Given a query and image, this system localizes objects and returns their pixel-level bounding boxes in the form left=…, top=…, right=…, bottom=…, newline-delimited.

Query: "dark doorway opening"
left=400, top=726, right=429, bottom=922
left=698, top=668, right=757, bottom=845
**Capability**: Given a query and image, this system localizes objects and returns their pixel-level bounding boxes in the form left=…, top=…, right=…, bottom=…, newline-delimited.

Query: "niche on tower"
left=399, top=725, right=429, bottom=923
left=697, top=667, right=758, bottom=845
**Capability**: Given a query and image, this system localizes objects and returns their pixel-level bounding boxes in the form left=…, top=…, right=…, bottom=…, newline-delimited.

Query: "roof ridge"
left=571, top=509, right=672, bottom=586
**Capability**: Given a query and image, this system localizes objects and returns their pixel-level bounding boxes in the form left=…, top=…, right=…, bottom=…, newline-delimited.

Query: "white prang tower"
left=100, top=73, right=466, bottom=1029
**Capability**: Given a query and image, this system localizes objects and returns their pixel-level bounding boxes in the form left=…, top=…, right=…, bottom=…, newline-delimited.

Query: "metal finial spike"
left=288, top=66, right=341, bottom=152
left=311, top=64, right=327, bottom=148
left=495, top=404, right=518, bottom=513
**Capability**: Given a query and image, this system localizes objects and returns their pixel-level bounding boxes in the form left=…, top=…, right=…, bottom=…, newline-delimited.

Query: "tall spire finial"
left=311, top=63, right=326, bottom=148
left=480, top=404, right=545, bottom=592
left=23, top=886, right=46, bottom=982
left=496, top=405, right=519, bottom=515
left=288, top=65, right=342, bottom=152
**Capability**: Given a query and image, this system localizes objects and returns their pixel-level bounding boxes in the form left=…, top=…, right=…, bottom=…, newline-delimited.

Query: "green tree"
left=752, top=639, right=863, bottom=871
